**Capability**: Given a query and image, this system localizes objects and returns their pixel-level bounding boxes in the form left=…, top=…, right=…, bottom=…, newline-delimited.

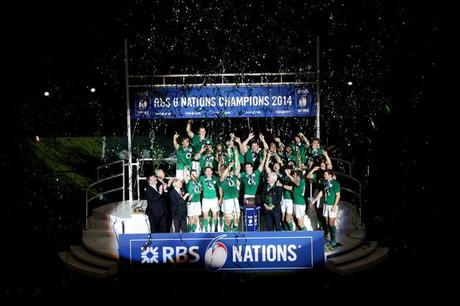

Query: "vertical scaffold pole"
left=316, top=36, right=321, bottom=139
left=124, top=39, right=133, bottom=202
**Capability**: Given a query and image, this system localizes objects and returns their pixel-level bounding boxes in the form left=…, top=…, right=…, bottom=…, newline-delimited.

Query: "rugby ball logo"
left=204, top=235, right=228, bottom=271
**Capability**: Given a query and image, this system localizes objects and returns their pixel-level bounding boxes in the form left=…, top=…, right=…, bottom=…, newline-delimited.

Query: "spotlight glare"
left=347, top=81, right=353, bottom=86
left=44, top=91, right=50, bottom=96
left=90, top=88, right=96, bottom=93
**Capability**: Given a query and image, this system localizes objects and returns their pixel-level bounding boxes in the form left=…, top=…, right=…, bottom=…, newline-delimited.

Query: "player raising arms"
left=184, top=169, right=202, bottom=232
left=218, top=161, right=241, bottom=232
left=173, top=132, right=193, bottom=181
left=284, top=170, right=307, bottom=231
left=199, top=167, right=220, bottom=232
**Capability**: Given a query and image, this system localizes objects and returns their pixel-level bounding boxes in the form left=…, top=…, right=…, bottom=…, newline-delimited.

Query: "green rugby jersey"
left=199, top=175, right=218, bottom=199
left=323, top=179, right=340, bottom=205
left=240, top=169, right=261, bottom=196
left=292, top=179, right=306, bottom=205
left=186, top=180, right=202, bottom=202
left=219, top=175, right=239, bottom=200
left=176, top=146, right=193, bottom=170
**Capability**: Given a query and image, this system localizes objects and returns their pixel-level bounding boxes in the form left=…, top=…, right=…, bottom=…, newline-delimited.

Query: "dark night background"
left=3, top=0, right=445, bottom=301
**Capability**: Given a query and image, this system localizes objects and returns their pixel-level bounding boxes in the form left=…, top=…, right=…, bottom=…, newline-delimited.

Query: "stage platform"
left=59, top=200, right=388, bottom=277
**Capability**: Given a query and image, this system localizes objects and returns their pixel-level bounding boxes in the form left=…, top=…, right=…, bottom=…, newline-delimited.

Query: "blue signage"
left=119, top=231, right=324, bottom=272
left=132, top=84, right=316, bottom=119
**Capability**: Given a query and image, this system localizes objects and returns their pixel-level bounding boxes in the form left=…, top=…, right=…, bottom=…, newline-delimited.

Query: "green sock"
left=288, top=222, right=294, bottom=231
left=187, top=224, right=191, bottom=232
left=224, top=223, right=230, bottom=232
left=330, top=226, right=337, bottom=245
left=202, top=219, right=209, bottom=232
left=300, top=226, right=306, bottom=231
left=191, top=224, right=197, bottom=232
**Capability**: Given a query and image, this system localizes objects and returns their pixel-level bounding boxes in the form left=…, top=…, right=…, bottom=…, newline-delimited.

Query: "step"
left=327, top=247, right=389, bottom=275
left=91, top=210, right=113, bottom=221
left=82, top=230, right=119, bottom=260
left=83, top=228, right=117, bottom=237
left=327, top=241, right=378, bottom=266
left=82, top=228, right=117, bottom=239
left=59, top=252, right=116, bottom=278
left=325, top=229, right=365, bottom=257
left=93, top=201, right=133, bottom=219
left=87, top=217, right=114, bottom=230
left=92, top=201, right=128, bottom=219
left=70, top=245, right=118, bottom=269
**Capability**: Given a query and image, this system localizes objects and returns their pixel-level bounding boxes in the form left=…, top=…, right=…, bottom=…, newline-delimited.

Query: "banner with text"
left=132, top=84, right=316, bottom=119
left=119, top=231, right=324, bottom=272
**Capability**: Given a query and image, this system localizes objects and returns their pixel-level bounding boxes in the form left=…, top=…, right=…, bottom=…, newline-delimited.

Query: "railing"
left=128, top=72, right=316, bottom=87
left=96, top=160, right=126, bottom=181
left=334, top=172, right=362, bottom=221
left=330, top=157, right=352, bottom=176
left=307, top=176, right=361, bottom=217
left=85, top=160, right=125, bottom=229
left=134, top=158, right=151, bottom=200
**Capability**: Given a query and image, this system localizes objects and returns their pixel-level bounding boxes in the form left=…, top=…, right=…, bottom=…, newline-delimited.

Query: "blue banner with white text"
left=132, top=84, right=316, bottom=119
left=119, top=231, right=324, bottom=272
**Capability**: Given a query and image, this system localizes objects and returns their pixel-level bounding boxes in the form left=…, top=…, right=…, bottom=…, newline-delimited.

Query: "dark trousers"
left=148, top=213, right=167, bottom=233
left=265, top=210, right=282, bottom=231
left=166, top=205, right=173, bottom=232
left=173, top=217, right=187, bottom=233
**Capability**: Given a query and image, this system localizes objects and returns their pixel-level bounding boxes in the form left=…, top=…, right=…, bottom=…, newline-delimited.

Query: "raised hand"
left=264, top=203, right=273, bottom=211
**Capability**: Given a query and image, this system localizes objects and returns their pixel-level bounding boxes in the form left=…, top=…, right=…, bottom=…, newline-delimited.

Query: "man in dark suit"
left=261, top=172, right=283, bottom=231
left=169, top=178, right=190, bottom=233
left=155, top=169, right=172, bottom=232
left=145, top=175, right=167, bottom=233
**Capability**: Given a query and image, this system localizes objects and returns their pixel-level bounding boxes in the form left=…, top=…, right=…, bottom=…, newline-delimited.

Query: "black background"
left=3, top=0, right=445, bottom=301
